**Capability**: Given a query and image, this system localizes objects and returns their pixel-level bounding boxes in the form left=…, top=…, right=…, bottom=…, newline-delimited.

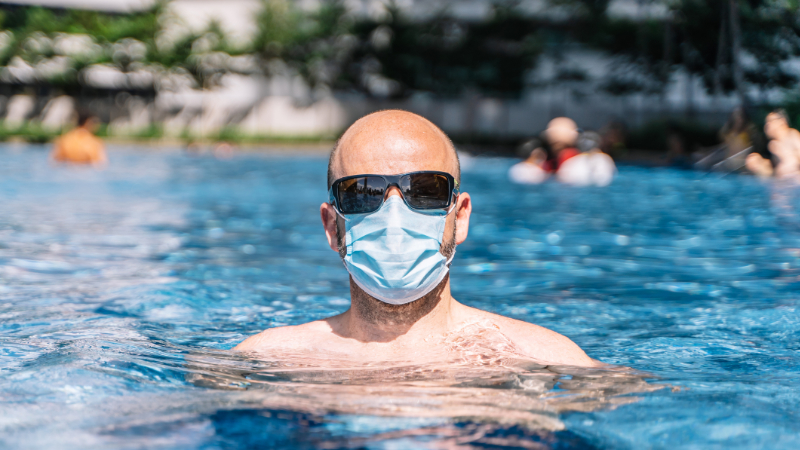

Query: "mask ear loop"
left=446, top=193, right=460, bottom=215
left=332, top=203, right=347, bottom=221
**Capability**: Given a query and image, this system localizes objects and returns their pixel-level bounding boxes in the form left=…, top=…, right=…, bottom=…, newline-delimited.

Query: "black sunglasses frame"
left=329, top=171, right=460, bottom=215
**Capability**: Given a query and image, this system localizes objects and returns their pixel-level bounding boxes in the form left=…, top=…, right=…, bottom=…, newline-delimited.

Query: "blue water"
left=1, top=144, right=799, bottom=449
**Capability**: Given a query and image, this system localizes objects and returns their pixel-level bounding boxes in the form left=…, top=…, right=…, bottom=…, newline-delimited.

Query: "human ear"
left=454, top=192, right=471, bottom=245
left=320, top=202, right=340, bottom=252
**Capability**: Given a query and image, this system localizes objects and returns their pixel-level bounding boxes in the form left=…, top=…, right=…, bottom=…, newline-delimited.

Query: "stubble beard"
left=336, top=216, right=457, bottom=326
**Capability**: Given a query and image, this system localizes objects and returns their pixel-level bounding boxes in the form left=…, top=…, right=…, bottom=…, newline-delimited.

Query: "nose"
left=384, top=184, right=403, bottom=199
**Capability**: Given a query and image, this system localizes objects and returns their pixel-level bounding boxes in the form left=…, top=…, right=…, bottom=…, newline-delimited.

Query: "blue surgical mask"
left=342, top=195, right=455, bottom=305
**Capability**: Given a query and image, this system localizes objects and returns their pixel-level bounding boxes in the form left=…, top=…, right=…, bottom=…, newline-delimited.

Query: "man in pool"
left=51, top=113, right=107, bottom=167
left=235, top=110, right=595, bottom=367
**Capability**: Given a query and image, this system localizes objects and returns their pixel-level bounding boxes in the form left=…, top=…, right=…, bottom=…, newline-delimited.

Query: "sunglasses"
left=329, top=171, right=459, bottom=215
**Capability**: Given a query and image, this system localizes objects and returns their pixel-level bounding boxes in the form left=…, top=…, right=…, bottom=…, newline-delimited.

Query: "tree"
left=549, top=0, right=800, bottom=103
left=345, top=3, right=544, bottom=98
left=251, top=0, right=353, bottom=92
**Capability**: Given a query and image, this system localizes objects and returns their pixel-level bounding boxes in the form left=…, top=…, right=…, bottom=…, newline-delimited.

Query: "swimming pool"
left=1, top=144, right=798, bottom=449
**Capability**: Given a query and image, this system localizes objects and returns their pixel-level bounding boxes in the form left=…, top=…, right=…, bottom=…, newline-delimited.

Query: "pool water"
left=1, top=144, right=799, bottom=449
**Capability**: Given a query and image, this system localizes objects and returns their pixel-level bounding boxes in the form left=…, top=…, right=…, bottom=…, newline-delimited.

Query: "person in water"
left=507, top=117, right=579, bottom=185
left=557, top=131, right=616, bottom=187
left=694, top=107, right=761, bottom=173
left=51, top=113, right=107, bottom=166
left=545, top=117, right=581, bottom=171
left=719, top=106, right=759, bottom=160
left=509, top=118, right=615, bottom=186
left=508, top=138, right=550, bottom=184
left=746, top=109, right=800, bottom=179
left=235, top=110, right=595, bottom=367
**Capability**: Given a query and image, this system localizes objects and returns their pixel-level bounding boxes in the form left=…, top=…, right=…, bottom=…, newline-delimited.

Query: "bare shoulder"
left=791, top=129, right=800, bottom=145
left=458, top=304, right=596, bottom=367
left=233, top=319, right=334, bottom=353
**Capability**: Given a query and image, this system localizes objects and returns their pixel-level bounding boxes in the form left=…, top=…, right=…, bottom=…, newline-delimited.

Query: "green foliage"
left=549, top=0, right=612, bottom=17
left=627, top=119, right=721, bottom=152
left=344, top=3, right=543, bottom=98
left=0, top=122, right=60, bottom=143
left=1, top=0, right=799, bottom=107
left=252, top=0, right=352, bottom=87
left=214, top=126, right=336, bottom=143
left=658, top=0, right=800, bottom=94
left=0, top=3, right=166, bottom=92
left=0, top=2, right=255, bottom=89
left=252, top=0, right=303, bottom=54
left=0, top=5, right=162, bottom=58
left=3, top=7, right=159, bottom=42
left=249, top=1, right=544, bottom=98
left=93, top=124, right=164, bottom=139
left=151, top=32, right=195, bottom=69
left=551, top=0, right=800, bottom=96
left=776, top=91, right=800, bottom=129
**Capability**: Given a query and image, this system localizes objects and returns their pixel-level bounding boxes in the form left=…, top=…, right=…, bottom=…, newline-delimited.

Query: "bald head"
left=328, top=110, right=460, bottom=188
left=545, top=117, right=579, bottom=149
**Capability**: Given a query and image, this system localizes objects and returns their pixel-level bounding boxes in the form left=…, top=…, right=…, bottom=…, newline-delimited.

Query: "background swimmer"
left=746, top=109, right=800, bottom=179
left=509, top=138, right=550, bottom=184
left=544, top=117, right=581, bottom=171
left=510, top=120, right=616, bottom=186
left=51, top=113, right=107, bottom=167
left=557, top=131, right=617, bottom=187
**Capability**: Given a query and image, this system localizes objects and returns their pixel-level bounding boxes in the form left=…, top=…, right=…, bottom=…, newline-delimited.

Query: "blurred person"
left=236, top=110, right=595, bottom=367
left=557, top=131, right=616, bottom=187
left=540, top=118, right=616, bottom=186
left=544, top=117, right=581, bottom=171
left=719, top=106, right=758, bottom=159
left=696, top=107, right=759, bottom=173
left=51, top=113, right=106, bottom=167
left=746, top=109, right=800, bottom=179
left=508, top=138, right=550, bottom=184
left=213, top=141, right=236, bottom=160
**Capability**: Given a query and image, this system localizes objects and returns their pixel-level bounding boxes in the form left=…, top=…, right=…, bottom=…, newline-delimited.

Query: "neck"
left=340, top=275, right=455, bottom=343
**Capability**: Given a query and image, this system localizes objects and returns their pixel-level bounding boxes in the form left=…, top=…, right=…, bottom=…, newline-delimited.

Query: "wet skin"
left=235, top=110, right=595, bottom=367
left=746, top=113, right=800, bottom=178
left=51, top=120, right=107, bottom=167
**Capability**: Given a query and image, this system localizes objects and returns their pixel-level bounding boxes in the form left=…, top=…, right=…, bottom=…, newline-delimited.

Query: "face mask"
left=342, top=195, right=455, bottom=305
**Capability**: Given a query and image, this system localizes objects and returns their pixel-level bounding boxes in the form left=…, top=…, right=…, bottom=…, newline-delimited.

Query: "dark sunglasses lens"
left=337, top=176, right=386, bottom=214
left=402, top=173, right=451, bottom=209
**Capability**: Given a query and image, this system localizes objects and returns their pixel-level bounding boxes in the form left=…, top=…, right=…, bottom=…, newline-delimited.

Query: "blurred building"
left=0, top=0, right=794, bottom=140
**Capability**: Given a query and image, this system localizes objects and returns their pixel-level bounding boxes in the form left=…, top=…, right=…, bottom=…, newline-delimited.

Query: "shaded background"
left=0, top=0, right=798, bottom=154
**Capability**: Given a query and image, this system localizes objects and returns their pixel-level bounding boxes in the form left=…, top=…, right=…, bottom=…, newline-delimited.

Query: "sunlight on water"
left=1, top=144, right=799, bottom=449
